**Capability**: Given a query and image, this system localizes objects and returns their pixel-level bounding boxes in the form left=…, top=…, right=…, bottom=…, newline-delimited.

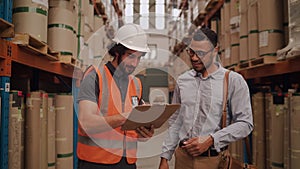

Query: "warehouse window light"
left=155, top=0, right=165, bottom=29
left=124, top=1, right=134, bottom=23
left=140, top=0, right=149, bottom=29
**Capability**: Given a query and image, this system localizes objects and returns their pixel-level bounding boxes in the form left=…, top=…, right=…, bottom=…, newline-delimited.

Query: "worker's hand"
left=158, top=157, right=169, bottom=169
left=136, top=125, right=154, bottom=141
left=181, top=135, right=213, bottom=156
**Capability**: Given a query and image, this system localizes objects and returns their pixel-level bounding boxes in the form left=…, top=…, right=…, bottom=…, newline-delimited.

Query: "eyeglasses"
left=185, top=48, right=213, bottom=58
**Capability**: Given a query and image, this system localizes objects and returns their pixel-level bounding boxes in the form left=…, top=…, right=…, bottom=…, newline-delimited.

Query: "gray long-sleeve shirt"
left=161, top=64, right=253, bottom=160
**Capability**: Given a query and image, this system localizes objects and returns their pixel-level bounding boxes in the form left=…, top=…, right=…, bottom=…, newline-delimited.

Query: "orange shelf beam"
left=238, top=57, right=300, bottom=79
left=0, top=39, right=81, bottom=78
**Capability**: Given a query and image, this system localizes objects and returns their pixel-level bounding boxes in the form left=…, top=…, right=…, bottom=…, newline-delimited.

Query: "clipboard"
left=121, top=104, right=180, bottom=130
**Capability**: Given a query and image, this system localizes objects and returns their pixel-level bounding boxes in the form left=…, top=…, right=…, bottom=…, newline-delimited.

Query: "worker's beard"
left=117, top=56, right=135, bottom=75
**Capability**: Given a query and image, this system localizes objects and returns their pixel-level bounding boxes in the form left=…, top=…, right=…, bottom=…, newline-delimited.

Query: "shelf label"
left=5, top=83, right=10, bottom=92
left=259, top=31, right=268, bottom=47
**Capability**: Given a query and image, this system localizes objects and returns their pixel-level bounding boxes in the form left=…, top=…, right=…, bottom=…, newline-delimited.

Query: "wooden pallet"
left=45, top=47, right=60, bottom=61
left=238, top=60, right=251, bottom=70
left=0, top=18, right=14, bottom=38
left=227, top=65, right=239, bottom=71
left=59, top=55, right=82, bottom=68
left=12, top=33, right=48, bottom=54
left=251, top=56, right=277, bottom=67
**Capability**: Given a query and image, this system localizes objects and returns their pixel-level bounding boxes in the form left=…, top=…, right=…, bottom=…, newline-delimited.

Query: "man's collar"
left=194, top=63, right=224, bottom=79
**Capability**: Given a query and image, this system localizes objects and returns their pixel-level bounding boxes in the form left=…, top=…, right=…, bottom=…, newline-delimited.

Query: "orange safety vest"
left=77, top=65, right=142, bottom=164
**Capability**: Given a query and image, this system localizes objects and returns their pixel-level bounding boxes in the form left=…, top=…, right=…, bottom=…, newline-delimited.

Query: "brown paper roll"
left=48, top=7, right=77, bottom=57
left=221, top=7, right=225, bottom=35
left=239, top=37, right=248, bottom=62
left=283, top=0, right=289, bottom=46
left=8, top=91, right=25, bottom=169
left=259, top=31, right=284, bottom=57
left=230, top=43, right=239, bottom=65
left=230, top=0, right=239, bottom=18
left=248, top=32, right=259, bottom=59
left=55, top=94, right=73, bottom=169
left=49, top=0, right=75, bottom=11
left=269, top=98, right=287, bottom=169
left=41, top=93, right=49, bottom=169
left=252, top=93, right=265, bottom=169
left=25, top=92, right=42, bottom=169
left=265, top=94, right=272, bottom=169
left=56, top=156, right=73, bottom=169
left=258, top=0, right=284, bottom=57
left=48, top=97, right=56, bottom=169
left=291, top=96, right=300, bottom=168
left=13, top=0, right=48, bottom=42
left=224, top=2, right=231, bottom=33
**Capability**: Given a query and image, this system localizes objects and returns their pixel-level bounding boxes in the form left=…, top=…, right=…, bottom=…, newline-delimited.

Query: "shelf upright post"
left=0, top=76, right=10, bottom=169
left=72, top=77, right=80, bottom=169
left=0, top=40, right=12, bottom=169
left=0, top=0, right=13, bottom=22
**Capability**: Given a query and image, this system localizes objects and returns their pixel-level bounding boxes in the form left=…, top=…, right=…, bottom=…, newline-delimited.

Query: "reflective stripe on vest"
left=77, top=65, right=142, bottom=164
left=78, top=135, right=137, bottom=150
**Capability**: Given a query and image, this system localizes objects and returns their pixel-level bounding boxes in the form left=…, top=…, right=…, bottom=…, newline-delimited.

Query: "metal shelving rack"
left=0, top=0, right=12, bottom=168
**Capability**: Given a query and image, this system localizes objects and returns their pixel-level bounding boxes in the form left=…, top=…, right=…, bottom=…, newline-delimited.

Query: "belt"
left=199, top=146, right=228, bottom=157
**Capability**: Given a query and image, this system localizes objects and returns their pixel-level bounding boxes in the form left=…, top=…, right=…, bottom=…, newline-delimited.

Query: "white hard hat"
left=112, top=23, right=150, bottom=53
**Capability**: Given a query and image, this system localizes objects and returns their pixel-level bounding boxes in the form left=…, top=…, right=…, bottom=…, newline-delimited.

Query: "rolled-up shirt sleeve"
left=160, top=84, right=182, bottom=160
left=211, top=73, right=253, bottom=151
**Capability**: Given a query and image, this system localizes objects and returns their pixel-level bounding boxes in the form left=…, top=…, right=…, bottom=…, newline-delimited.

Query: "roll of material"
left=8, top=91, right=25, bottom=169
left=25, top=92, right=42, bottom=169
left=239, top=0, right=248, bottom=62
left=224, top=2, right=231, bottom=33
left=239, top=37, right=248, bottom=62
left=230, top=0, right=240, bottom=35
left=55, top=95, right=73, bottom=169
left=49, top=0, right=75, bottom=11
left=265, top=94, right=272, bottom=169
left=230, top=44, right=239, bottom=65
left=13, top=0, right=48, bottom=42
left=56, top=156, right=73, bottom=169
left=48, top=7, right=77, bottom=57
left=221, top=7, right=225, bottom=35
left=41, top=93, right=49, bottom=169
left=283, top=0, right=289, bottom=46
left=252, top=93, right=265, bottom=169
left=269, top=96, right=287, bottom=169
left=230, top=32, right=239, bottom=65
left=291, top=95, right=300, bottom=169
left=258, top=31, right=284, bottom=57
left=248, top=31, right=259, bottom=59
left=247, top=0, right=259, bottom=59
left=230, top=0, right=239, bottom=18
left=48, top=97, right=56, bottom=169
left=258, top=0, right=284, bottom=57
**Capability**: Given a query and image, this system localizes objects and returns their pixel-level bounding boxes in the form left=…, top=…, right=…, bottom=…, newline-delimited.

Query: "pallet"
left=45, top=47, right=60, bottom=61
left=238, top=60, right=251, bottom=70
left=251, top=56, right=277, bottom=66
left=0, top=18, right=14, bottom=38
left=227, top=64, right=239, bottom=71
left=58, top=55, right=82, bottom=68
left=12, top=33, right=48, bottom=54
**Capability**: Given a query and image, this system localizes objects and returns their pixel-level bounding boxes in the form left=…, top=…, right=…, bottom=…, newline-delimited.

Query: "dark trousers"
left=77, top=157, right=136, bottom=169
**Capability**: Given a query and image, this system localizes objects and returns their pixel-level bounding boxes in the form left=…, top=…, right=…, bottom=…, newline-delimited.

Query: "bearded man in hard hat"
left=76, top=23, right=154, bottom=169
